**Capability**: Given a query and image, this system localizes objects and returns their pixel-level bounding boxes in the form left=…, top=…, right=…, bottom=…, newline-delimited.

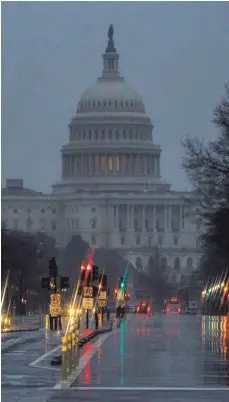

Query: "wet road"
left=50, top=313, right=229, bottom=401
left=1, top=314, right=229, bottom=401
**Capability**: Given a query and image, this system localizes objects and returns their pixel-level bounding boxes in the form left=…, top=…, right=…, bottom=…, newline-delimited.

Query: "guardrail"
left=1, top=315, right=46, bottom=333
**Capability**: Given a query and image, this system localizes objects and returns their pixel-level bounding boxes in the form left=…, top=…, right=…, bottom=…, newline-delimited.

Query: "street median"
left=50, top=321, right=113, bottom=366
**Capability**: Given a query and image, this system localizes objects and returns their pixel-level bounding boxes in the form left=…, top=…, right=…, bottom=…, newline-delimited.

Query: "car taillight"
left=147, top=307, right=150, bottom=312
left=137, top=306, right=139, bottom=312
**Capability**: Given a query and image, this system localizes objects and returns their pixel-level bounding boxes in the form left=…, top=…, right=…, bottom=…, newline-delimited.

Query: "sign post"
left=83, top=286, right=93, bottom=329
left=50, top=293, right=61, bottom=330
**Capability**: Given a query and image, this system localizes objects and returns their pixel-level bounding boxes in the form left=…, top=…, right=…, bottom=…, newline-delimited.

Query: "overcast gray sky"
left=2, top=2, right=229, bottom=192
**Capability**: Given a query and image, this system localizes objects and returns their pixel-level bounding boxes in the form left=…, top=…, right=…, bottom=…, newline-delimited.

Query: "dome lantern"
left=100, top=24, right=121, bottom=82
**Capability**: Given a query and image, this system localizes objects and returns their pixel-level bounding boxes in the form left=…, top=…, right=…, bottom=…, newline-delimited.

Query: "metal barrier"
left=8, top=315, right=46, bottom=331
left=61, top=328, right=80, bottom=385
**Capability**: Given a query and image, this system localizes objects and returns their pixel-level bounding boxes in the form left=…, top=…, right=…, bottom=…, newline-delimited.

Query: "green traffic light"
left=121, top=282, right=124, bottom=289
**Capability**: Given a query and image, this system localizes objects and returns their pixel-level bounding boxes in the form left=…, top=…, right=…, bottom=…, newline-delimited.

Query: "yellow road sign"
left=117, top=290, right=124, bottom=301
left=99, top=291, right=107, bottom=300
left=50, top=305, right=61, bottom=317
left=82, top=297, right=94, bottom=310
left=98, top=299, right=106, bottom=307
left=50, top=293, right=61, bottom=307
left=84, top=287, right=93, bottom=298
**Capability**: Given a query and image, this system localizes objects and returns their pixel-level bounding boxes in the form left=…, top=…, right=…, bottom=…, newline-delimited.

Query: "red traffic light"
left=80, top=263, right=85, bottom=271
left=86, top=264, right=92, bottom=271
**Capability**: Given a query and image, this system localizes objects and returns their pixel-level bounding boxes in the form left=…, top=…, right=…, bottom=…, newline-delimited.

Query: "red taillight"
left=137, top=306, right=140, bottom=312
left=178, top=308, right=181, bottom=313
left=142, top=303, right=146, bottom=306
left=147, top=307, right=150, bottom=312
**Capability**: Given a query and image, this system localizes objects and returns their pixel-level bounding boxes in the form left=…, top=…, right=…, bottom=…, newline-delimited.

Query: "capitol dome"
left=76, top=25, right=145, bottom=115
left=77, top=81, right=146, bottom=114
left=56, top=25, right=168, bottom=194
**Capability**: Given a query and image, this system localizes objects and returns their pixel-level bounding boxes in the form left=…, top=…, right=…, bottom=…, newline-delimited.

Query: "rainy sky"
left=2, top=2, right=229, bottom=192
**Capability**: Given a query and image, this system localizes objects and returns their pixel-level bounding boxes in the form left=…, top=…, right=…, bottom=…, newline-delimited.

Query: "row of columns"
left=113, top=205, right=185, bottom=231
left=62, top=154, right=160, bottom=178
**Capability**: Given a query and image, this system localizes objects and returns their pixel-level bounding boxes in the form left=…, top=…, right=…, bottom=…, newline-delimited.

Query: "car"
left=136, top=301, right=151, bottom=314
left=164, top=297, right=181, bottom=314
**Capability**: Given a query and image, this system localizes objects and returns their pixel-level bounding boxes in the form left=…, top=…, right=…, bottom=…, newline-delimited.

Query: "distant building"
left=1, top=27, right=203, bottom=283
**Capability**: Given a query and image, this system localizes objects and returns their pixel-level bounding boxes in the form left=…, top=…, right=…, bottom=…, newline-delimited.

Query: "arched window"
left=91, top=217, right=96, bottom=229
left=161, top=257, right=167, bottom=270
left=174, top=257, right=180, bottom=273
left=92, top=235, right=96, bottom=245
left=187, top=257, right=193, bottom=270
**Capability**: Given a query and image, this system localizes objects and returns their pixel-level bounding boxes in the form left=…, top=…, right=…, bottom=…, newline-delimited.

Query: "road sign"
left=50, top=293, right=61, bottom=307
left=99, top=291, right=107, bottom=300
left=84, top=287, right=93, bottom=298
left=117, top=290, right=124, bottom=300
left=50, top=305, right=61, bottom=317
left=82, top=297, right=94, bottom=310
left=98, top=299, right=106, bottom=307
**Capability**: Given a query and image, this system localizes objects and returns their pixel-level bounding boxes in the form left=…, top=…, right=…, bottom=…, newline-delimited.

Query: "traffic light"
left=119, top=277, right=124, bottom=290
left=86, top=263, right=92, bottom=283
left=92, top=265, right=99, bottom=281
left=99, top=274, right=107, bottom=288
left=114, top=288, right=118, bottom=296
left=41, top=277, right=50, bottom=289
left=60, top=276, right=70, bottom=290
left=49, top=258, right=58, bottom=277
left=80, top=263, right=86, bottom=281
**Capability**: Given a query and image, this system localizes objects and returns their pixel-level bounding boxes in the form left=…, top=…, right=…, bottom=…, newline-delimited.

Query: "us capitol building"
left=1, top=26, right=202, bottom=284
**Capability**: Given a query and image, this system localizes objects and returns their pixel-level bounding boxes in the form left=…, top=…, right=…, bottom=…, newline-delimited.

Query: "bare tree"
left=182, top=84, right=229, bottom=260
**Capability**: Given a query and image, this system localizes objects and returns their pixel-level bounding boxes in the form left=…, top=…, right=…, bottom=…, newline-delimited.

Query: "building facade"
left=1, top=28, right=202, bottom=283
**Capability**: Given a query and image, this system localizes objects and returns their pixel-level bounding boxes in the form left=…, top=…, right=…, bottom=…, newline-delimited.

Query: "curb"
left=51, top=324, right=113, bottom=366
left=1, top=328, right=39, bottom=334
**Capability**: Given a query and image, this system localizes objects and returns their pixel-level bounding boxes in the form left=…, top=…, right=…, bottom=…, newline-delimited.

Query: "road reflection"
left=79, top=341, right=92, bottom=385
left=201, top=316, right=229, bottom=385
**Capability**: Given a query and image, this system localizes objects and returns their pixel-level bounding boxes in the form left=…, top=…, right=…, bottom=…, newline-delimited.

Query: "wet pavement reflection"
left=73, top=313, right=229, bottom=388
left=201, top=316, right=229, bottom=386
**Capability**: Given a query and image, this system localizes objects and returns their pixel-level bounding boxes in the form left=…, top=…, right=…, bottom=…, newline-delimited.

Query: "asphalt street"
left=1, top=314, right=229, bottom=402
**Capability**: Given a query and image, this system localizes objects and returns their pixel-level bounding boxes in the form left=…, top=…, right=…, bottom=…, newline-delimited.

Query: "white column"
left=179, top=206, right=182, bottom=231
left=142, top=205, right=145, bottom=231
left=116, top=205, right=119, bottom=229
left=157, top=158, right=160, bottom=177
left=168, top=206, right=172, bottom=230
left=153, top=206, right=156, bottom=231
left=164, top=205, right=166, bottom=231
left=113, top=206, right=116, bottom=229
left=131, top=205, right=134, bottom=230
